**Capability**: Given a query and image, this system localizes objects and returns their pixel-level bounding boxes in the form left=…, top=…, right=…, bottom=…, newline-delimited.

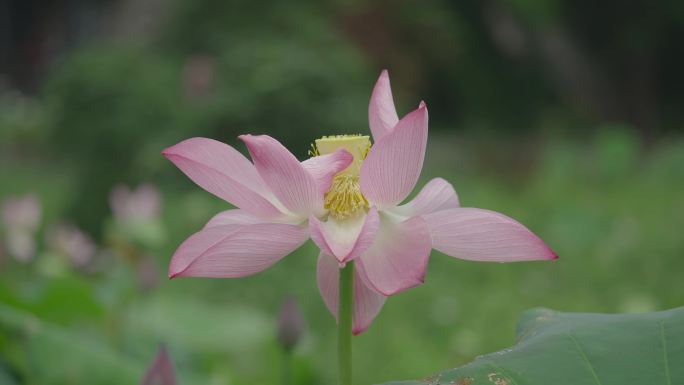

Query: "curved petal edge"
left=301, top=149, right=353, bottom=196
left=168, top=223, right=308, bottom=278
left=369, top=69, right=399, bottom=141
left=240, top=134, right=322, bottom=218
left=391, top=177, right=460, bottom=217
left=424, top=208, right=558, bottom=262
left=356, top=215, right=432, bottom=296
left=162, top=137, right=283, bottom=218
left=360, top=104, right=429, bottom=209
left=309, top=207, right=380, bottom=263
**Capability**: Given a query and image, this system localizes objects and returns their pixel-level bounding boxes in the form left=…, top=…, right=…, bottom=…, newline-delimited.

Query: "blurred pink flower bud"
left=138, top=255, right=161, bottom=291
left=110, top=183, right=161, bottom=224
left=47, top=223, right=96, bottom=267
left=182, top=54, right=216, bottom=100
left=1, top=194, right=41, bottom=262
left=141, top=345, right=177, bottom=385
left=1, top=194, right=41, bottom=230
left=277, top=297, right=305, bottom=351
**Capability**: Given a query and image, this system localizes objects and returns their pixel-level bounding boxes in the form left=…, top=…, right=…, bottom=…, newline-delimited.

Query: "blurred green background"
left=1, top=0, right=684, bottom=384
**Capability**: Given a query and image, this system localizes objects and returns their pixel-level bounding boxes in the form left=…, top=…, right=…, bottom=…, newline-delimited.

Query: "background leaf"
left=379, top=306, right=684, bottom=385
left=0, top=304, right=142, bottom=385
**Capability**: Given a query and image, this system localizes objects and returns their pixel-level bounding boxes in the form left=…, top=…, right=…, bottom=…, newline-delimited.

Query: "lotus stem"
left=338, top=261, right=354, bottom=385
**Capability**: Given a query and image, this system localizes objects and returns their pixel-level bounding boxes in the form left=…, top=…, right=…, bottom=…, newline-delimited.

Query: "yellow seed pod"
left=314, top=135, right=370, bottom=176
left=311, top=135, right=371, bottom=219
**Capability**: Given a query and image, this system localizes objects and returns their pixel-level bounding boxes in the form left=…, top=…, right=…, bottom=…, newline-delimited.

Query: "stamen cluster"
left=311, top=134, right=372, bottom=220
left=324, top=174, right=368, bottom=220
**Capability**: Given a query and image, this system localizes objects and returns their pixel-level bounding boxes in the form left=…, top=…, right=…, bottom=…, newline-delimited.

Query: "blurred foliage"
left=12, top=0, right=679, bottom=232
left=2, top=131, right=684, bottom=384
left=43, top=0, right=370, bottom=234
left=1, top=0, right=684, bottom=384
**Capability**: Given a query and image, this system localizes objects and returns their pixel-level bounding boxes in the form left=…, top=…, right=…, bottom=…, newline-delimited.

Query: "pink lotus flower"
left=163, top=70, right=557, bottom=334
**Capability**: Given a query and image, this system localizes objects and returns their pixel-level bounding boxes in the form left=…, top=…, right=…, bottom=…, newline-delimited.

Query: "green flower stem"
left=338, top=261, right=354, bottom=385
left=281, top=348, right=292, bottom=385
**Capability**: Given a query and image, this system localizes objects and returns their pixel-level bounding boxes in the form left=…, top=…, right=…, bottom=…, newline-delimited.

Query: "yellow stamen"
left=308, top=142, right=320, bottom=157
left=324, top=174, right=368, bottom=220
left=311, top=135, right=371, bottom=219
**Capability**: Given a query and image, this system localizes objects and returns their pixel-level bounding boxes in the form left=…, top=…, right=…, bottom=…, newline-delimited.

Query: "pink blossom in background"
left=138, top=255, right=161, bottom=291
left=109, top=183, right=166, bottom=248
left=141, top=345, right=177, bottom=385
left=1, top=194, right=42, bottom=262
left=110, top=183, right=162, bottom=224
left=182, top=54, right=216, bottom=100
left=1, top=194, right=41, bottom=229
left=163, top=70, right=557, bottom=334
left=277, top=297, right=306, bottom=351
left=46, top=223, right=96, bottom=267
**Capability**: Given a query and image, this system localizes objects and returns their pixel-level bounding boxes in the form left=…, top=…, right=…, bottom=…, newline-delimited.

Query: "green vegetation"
left=2, top=0, right=683, bottom=384
left=2, top=128, right=683, bottom=384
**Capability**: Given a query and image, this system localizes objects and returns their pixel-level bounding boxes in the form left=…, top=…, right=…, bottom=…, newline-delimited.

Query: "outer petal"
left=240, top=135, right=322, bottom=217
left=309, top=207, right=380, bottom=263
left=204, top=209, right=265, bottom=228
left=301, top=149, right=353, bottom=195
left=424, top=208, right=558, bottom=262
left=390, top=177, right=459, bottom=218
left=368, top=69, right=399, bottom=141
left=355, top=215, right=432, bottom=296
left=168, top=223, right=308, bottom=278
left=162, top=138, right=283, bottom=218
left=360, top=105, right=429, bottom=209
left=316, top=253, right=387, bottom=335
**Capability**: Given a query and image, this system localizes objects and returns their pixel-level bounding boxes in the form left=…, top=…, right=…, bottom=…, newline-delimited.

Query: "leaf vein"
left=567, top=333, right=603, bottom=385
left=661, top=321, right=672, bottom=385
